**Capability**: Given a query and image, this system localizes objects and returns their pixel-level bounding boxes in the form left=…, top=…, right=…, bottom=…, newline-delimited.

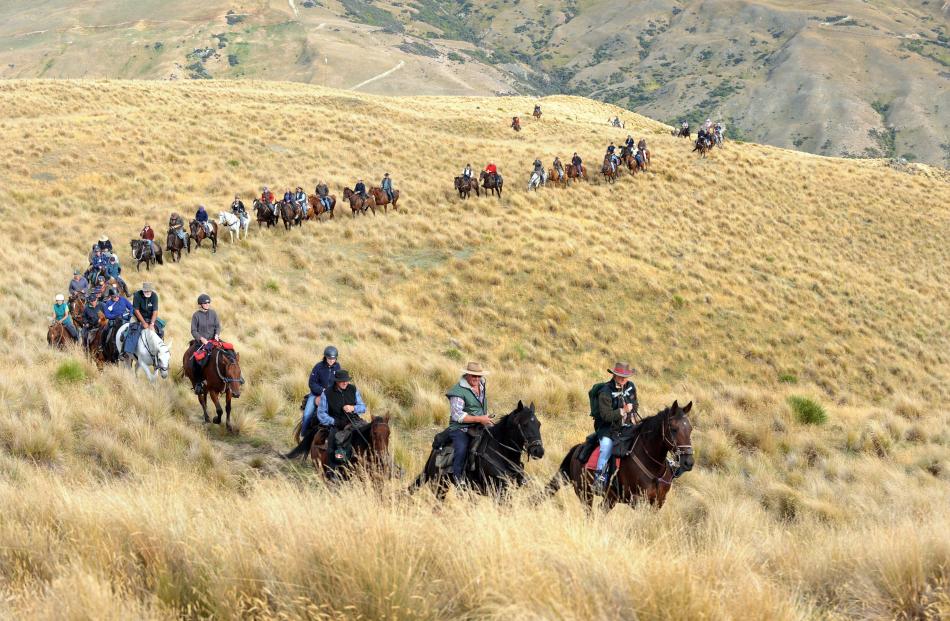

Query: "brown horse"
left=532, top=106, right=542, bottom=120
left=566, top=164, right=587, bottom=183
left=547, top=401, right=694, bottom=511
left=131, top=239, right=163, bottom=271
left=279, top=200, right=302, bottom=229
left=454, top=176, right=480, bottom=199
left=369, top=187, right=399, bottom=213
left=182, top=342, right=244, bottom=432
left=84, top=314, right=108, bottom=367
left=511, top=116, right=521, bottom=132
left=343, top=187, right=376, bottom=217
left=253, top=199, right=279, bottom=228
left=602, top=157, right=618, bottom=183
left=309, top=416, right=393, bottom=481
left=306, top=194, right=336, bottom=221
left=622, top=153, right=639, bottom=175
left=548, top=166, right=568, bottom=188
left=47, top=322, right=76, bottom=349
left=480, top=170, right=503, bottom=197
left=189, top=220, right=218, bottom=253
left=693, top=136, right=712, bottom=158
left=68, top=293, right=85, bottom=326
left=672, top=126, right=691, bottom=139
left=166, top=230, right=190, bottom=262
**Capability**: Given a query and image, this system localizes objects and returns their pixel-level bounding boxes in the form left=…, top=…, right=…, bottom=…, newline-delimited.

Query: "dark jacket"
left=82, top=303, right=102, bottom=328
left=595, top=380, right=638, bottom=436
left=132, top=290, right=159, bottom=322
left=324, top=384, right=359, bottom=427
left=354, top=182, right=366, bottom=196
left=190, top=309, right=221, bottom=341
left=308, top=359, right=341, bottom=397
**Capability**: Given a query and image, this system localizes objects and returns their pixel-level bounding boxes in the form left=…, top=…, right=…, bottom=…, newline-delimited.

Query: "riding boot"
left=592, top=471, right=608, bottom=495
left=191, top=358, right=206, bottom=395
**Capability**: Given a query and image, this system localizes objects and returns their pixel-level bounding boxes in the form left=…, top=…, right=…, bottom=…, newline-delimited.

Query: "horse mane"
left=636, top=406, right=672, bottom=436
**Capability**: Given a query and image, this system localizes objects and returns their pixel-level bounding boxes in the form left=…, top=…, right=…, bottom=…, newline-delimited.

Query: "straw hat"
left=461, top=362, right=486, bottom=377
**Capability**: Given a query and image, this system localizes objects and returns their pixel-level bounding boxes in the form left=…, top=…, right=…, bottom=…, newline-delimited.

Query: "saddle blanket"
left=585, top=447, right=620, bottom=471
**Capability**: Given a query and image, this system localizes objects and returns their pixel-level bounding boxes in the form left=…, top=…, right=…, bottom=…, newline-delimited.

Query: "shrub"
left=788, top=396, right=827, bottom=425
left=778, top=372, right=798, bottom=384
left=55, top=359, right=86, bottom=384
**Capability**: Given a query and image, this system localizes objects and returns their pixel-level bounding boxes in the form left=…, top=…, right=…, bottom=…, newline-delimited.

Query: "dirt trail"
left=350, top=60, right=405, bottom=91
left=288, top=0, right=298, bottom=18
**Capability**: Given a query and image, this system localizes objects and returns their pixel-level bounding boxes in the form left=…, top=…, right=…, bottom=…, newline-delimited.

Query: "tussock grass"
left=788, top=395, right=829, bottom=425
left=0, top=79, right=947, bottom=618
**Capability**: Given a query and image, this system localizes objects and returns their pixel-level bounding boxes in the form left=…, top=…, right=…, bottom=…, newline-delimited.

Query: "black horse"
left=131, top=239, right=163, bottom=271
left=253, top=199, right=279, bottom=228
left=410, top=401, right=544, bottom=498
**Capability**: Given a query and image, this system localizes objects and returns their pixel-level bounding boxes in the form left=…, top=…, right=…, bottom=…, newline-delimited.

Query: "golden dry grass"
left=0, top=79, right=948, bottom=619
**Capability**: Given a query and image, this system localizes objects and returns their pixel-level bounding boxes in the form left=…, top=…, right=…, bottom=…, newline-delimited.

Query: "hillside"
left=1, top=1, right=948, bottom=166
left=0, top=80, right=949, bottom=619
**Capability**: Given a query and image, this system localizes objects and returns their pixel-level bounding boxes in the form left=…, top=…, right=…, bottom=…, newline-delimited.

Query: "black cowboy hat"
left=335, top=369, right=352, bottom=383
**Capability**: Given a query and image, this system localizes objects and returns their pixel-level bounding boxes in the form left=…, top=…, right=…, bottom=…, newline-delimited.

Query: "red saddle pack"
left=585, top=447, right=620, bottom=471
left=211, top=340, right=234, bottom=351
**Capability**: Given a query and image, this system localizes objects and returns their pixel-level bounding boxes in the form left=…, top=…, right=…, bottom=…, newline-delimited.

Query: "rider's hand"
left=342, top=405, right=355, bottom=413
left=481, top=416, right=494, bottom=427
left=200, top=337, right=209, bottom=345
left=623, top=403, right=634, bottom=413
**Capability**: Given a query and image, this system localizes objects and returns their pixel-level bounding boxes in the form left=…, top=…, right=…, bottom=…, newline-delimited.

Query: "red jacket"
left=262, top=191, right=274, bottom=204
left=141, top=226, right=154, bottom=241
left=485, top=163, right=497, bottom=174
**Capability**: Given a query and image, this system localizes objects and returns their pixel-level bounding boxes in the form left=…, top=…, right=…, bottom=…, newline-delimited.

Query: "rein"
left=623, top=413, right=693, bottom=487
left=213, top=348, right=244, bottom=392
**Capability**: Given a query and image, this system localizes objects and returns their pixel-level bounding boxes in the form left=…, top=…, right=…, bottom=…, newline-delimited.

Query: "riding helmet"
left=107, top=288, right=117, bottom=297
left=323, top=345, right=338, bottom=359
left=197, top=293, right=211, bottom=305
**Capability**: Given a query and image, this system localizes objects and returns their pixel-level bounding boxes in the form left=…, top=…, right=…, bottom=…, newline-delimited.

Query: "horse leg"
left=199, top=392, right=210, bottom=423
left=210, top=391, right=223, bottom=425
left=225, top=391, right=232, bottom=433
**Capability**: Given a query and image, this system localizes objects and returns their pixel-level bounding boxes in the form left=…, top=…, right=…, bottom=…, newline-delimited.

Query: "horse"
left=454, top=176, right=480, bottom=199
left=47, top=321, right=76, bottom=349
left=621, top=152, right=639, bottom=175
left=547, top=166, right=568, bottom=188
left=189, top=219, right=218, bottom=253
left=693, top=136, right=712, bottom=158
left=546, top=401, right=694, bottom=511
left=278, top=200, right=302, bottom=230
left=638, top=148, right=652, bottom=170
left=342, top=187, right=377, bottom=217
left=218, top=211, right=249, bottom=242
left=602, top=158, right=619, bottom=183
left=84, top=314, right=108, bottom=366
left=253, top=199, right=279, bottom=228
left=566, top=164, right=587, bottom=183
left=131, top=239, right=163, bottom=272
left=532, top=106, right=542, bottom=120
left=511, top=117, right=521, bottom=132
left=182, top=341, right=244, bottom=432
left=68, top=293, right=85, bottom=326
left=410, top=401, right=544, bottom=499
left=369, top=187, right=399, bottom=213
left=713, top=130, right=724, bottom=148
left=115, top=324, right=171, bottom=382
left=672, top=126, right=691, bottom=139
left=480, top=170, right=503, bottom=197
left=165, top=229, right=190, bottom=262
left=306, top=194, right=336, bottom=221
left=527, top=170, right=546, bottom=191
left=309, top=416, right=394, bottom=482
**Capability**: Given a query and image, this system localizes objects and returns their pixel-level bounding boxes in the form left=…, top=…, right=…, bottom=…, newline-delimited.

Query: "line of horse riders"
left=49, top=268, right=695, bottom=509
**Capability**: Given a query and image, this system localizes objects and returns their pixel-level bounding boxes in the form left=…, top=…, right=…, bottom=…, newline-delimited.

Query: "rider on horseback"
left=625, top=135, right=635, bottom=152
left=261, top=186, right=277, bottom=217
left=231, top=195, right=247, bottom=218
left=123, top=282, right=162, bottom=357
left=96, top=235, right=113, bottom=255
left=101, top=288, right=133, bottom=359
left=553, top=156, right=564, bottom=180
left=140, top=223, right=157, bottom=259
left=531, top=158, right=547, bottom=187
left=592, top=362, right=639, bottom=495
left=315, top=182, right=331, bottom=211
left=91, top=248, right=109, bottom=272
left=381, top=173, right=395, bottom=202
left=605, top=144, right=619, bottom=173
left=105, top=256, right=128, bottom=296
left=81, top=294, right=102, bottom=347
left=354, top=179, right=368, bottom=200
left=189, top=293, right=221, bottom=395
left=572, top=153, right=583, bottom=177
left=445, top=362, right=492, bottom=487
left=69, top=269, right=89, bottom=299
left=169, top=212, right=188, bottom=243
left=92, top=275, right=108, bottom=301
left=315, top=369, right=367, bottom=475
left=282, top=345, right=342, bottom=460
left=195, top=205, right=213, bottom=236
left=52, top=293, right=80, bottom=341
left=462, top=163, right=473, bottom=181
left=294, top=186, right=308, bottom=218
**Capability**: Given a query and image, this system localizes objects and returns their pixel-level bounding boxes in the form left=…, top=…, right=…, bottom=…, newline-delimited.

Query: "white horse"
left=116, top=323, right=172, bottom=381
left=527, top=169, right=547, bottom=191
left=218, top=211, right=249, bottom=242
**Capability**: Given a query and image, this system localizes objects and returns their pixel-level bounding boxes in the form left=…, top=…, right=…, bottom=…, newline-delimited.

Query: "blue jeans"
left=321, top=197, right=331, bottom=209
left=596, top=436, right=614, bottom=474
left=301, top=394, right=319, bottom=433
left=61, top=317, right=79, bottom=340
left=449, top=429, right=470, bottom=479
left=123, top=321, right=142, bottom=354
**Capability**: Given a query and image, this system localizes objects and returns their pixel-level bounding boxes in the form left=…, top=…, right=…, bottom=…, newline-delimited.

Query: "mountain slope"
left=0, top=80, right=948, bottom=618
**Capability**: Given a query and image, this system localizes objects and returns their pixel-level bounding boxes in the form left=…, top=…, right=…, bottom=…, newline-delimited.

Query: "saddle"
left=576, top=423, right=642, bottom=467
left=432, top=426, right=487, bottom=473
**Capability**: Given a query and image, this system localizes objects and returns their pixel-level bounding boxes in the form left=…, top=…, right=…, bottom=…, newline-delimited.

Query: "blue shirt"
left=381, top=178, right=392, bottom=191
left=195, top=209, right=208, bottom=223
left=316, top=386, right=366, bottom=426
left=106, top=263, right=121, bottom=279
left=91, top=255, right=108, bottom=269
left=308, top=359, right=341, bottom=396
left=101, top=296, right=133, bottom=320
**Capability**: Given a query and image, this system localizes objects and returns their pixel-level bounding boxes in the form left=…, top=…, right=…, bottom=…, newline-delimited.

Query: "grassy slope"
left=0, top=80, right=949, bottom=618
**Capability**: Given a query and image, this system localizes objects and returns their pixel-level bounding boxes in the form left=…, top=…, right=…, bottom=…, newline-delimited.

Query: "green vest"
left=446, top=380, right=486, bottom=430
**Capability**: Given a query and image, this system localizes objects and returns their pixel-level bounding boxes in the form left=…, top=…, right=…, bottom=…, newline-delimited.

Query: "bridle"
left=214, top=348, right=244, bottom=393
left=139, top=330, right=168, bottom=374
left=626, top=411, right=693, bottom=486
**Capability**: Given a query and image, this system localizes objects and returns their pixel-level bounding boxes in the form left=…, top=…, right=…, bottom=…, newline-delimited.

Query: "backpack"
left=588, top=382, right=607, bottom=420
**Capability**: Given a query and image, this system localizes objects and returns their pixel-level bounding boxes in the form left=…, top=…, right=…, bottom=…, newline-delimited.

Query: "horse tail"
left=545, top=445, right=577, bottom=497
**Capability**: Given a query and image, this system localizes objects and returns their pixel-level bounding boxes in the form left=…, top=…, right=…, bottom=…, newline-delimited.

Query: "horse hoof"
left=213, top=416, right=222, bottom=424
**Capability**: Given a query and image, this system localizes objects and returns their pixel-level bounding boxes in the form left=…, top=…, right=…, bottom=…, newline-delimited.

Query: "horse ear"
left=683, top=401, right=693, bottom=413
left=517, top=399, right=524, bottom=410
left=671, top=399, right=679, bottom=412
left=529, top=401, right=535, bottom=413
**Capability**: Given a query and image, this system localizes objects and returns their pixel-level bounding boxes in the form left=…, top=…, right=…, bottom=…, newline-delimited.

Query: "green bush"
left=55, top=359, right=86, bottom=384
left=788, top=396, right=827, bottom=425
left=778, top=372, right=798, bottom=384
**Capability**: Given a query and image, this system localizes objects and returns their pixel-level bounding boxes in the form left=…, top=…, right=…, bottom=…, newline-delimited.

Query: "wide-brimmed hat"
left=142, top=282, right=153, bottom=292
left=335, top=369, right=352, bottom=383
left=461, top=362, right=486, bottom=377
left=73, top=269, right=81, bottom=275
left=99, top=235, right=109, bottom=242
left=608, top=362, right=634, bottom=378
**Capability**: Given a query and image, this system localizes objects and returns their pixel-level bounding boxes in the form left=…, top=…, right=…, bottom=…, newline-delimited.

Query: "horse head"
left=665, top=400, right=694, bottom=473
left=507, top=400, right=544, bottom=459
left=219, top=350, right=243, bottom=397
left=370, top=415, right=391, bottom=455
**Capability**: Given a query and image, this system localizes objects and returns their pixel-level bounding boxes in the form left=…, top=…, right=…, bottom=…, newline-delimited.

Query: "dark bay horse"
left=455, top=176, right=480, bottom=199
left=370, top=187, right=399, bottom=213
left=309, top=416, right=393, bottom=482
left=182, top=342, right=244, bottom=432
left=566, top=164, right=587, bottom=183
left=131, top=239, right=163, bottom=271
left=253, top=199, right=279, bottom=228
left=307, top=194, right=336, bottom=221
left=343, top=187, right=377, bottom=217
left=47, top=322, right=76, bottom=348
left=547, top=401, right=694, bottom=511
left=672, top=126, right=691, bottom=139
left=189, top=220, right=218, bottom=253
left=68, top=293, right=85, bottom=325
left=602, top=158, right=618, bottom=183
left=410, top=401, right=544, bottom=499
left=693, top=136, right=712, bottom=158
left=166, top=230, right=190, bottom=262
left=279, top=200, right=302, bottom=229
left=480, top=170, right=503, bottom=197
